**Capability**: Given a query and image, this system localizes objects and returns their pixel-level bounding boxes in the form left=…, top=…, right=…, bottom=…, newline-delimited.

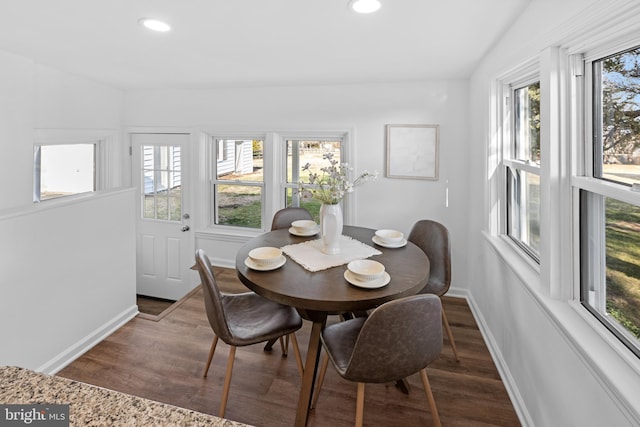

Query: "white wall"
left=468, top=0, right=640, bottom=425
left=125, top=81, right=471, bottom=291
left=0, top=50, right=135, bottom=373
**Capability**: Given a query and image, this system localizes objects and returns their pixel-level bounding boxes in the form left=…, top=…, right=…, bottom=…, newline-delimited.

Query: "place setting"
left=244, top=246, right=287, bottom=271
left=289, top=219, right=320, bottom=237
left=372, top=229, right=407, bottom=248
left=344, top=259, right=390, bottom=289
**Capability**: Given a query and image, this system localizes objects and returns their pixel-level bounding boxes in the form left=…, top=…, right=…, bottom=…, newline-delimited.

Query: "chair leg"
left=311, top=353, right=329, bottom=409
left=263, top=338, right=277, bottom=351
left=203, top=335, right=219, bottom=378
left=355, top=382, right=365, bottom=427
left=289, top=333, right=304, bottom=377
left=279, top=335, right=288, bottom=357
left=420, top=369, right=441, bottom=427
left=441, top=308, right=460, bottom=362
left=219, top=346, right=237, bottom=418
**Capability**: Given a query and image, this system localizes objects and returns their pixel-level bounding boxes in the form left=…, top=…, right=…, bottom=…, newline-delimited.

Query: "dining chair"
left=408, top=219, right=459, bottom=362
left=194, top=249, right=304, bottom=417
left=270, top=207, right=314, bottom=230
left=312, top=294, right=443, bottom=427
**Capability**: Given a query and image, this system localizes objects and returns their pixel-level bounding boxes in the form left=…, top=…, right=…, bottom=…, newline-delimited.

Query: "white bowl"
left=347, top=260, right=385, bottom=282
left=291, top=220, right=317, bottom=233
left=248, top=247, right=283, bottom=266
left=375, top=229, right=404, bottom=244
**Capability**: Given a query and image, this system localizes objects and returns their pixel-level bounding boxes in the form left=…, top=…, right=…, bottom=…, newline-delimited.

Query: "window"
left=504, top=80, right=541, bottom=261
left=284, top=138, right=343, bottom=223
left=579, top=45, right=640, bottom=356
left=33, top=143, right=97, bottom=202
left=212, top=138, right=264, bottom=228
left=142, top=145, right=182, bottom=221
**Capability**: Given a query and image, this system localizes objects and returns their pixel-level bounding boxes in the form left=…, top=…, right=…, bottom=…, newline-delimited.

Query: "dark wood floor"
left=58, top=267, right=521, bottom=426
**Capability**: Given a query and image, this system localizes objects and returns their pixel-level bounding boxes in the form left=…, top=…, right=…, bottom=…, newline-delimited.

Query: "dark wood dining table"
left=235, top=225, right=430, bottom=427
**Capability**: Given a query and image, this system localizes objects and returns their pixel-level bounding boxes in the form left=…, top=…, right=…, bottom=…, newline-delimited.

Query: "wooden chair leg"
left=355, top=382, right=365, bottom=427
left=219, top=346, right=237, bottom=418
left=420, top=369, right=441, bottom=427
left=441, top=308, right=460, bottom=362
left=311, top=353, right=329, bottom=409
left=289, top=333, right=304, bottom=377
left=203, top=335, right=219, bottom=378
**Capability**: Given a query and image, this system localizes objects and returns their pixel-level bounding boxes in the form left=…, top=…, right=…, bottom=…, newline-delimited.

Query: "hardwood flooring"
left=58, top=267, right=521, bottom=426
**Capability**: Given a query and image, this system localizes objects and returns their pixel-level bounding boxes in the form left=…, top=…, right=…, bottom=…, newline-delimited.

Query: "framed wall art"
left=385, top=124, right=439, bottom=180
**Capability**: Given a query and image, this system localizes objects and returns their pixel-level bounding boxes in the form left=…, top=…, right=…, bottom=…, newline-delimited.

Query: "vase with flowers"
left=300, top=152, right=377, bottom=254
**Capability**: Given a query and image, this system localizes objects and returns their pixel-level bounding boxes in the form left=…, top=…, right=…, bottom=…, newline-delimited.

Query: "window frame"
left=497, top=62, right=542, bottom=265
left=32, top=130, right=111, bottom=203
left=573, top=39, right=640, bottom=357
left=209, top=135, right=266, bottom=231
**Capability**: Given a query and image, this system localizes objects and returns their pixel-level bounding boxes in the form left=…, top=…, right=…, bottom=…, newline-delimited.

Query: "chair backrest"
left=195, top=249, right=234, bottom=343
left=407, top=219, right=451, bottom=296
left=271, top=207, right=313, bottom=230
left=344, top=294, right=442, bottom=383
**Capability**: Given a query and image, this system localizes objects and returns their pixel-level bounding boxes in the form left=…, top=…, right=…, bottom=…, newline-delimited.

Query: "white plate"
left=372, top=235, right=407, bottom=248
left=244, top=255, right=286, bottom=271
left=289, top=226, right=320, bottom=237
left=344, top=270, right=391, bottom=289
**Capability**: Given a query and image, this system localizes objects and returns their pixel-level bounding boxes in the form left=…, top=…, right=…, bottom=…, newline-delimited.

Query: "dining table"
left=235, top=225, right=430, bottom=427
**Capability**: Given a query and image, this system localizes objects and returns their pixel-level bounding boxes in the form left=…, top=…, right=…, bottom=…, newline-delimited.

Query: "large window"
left=212, top=138, right=264, bottom=228
left=580, top=45, right=640, bottom=356
left=504, top=80, right=541, bottom=261
left=33, top=143, right=97, bottom=202
left=284, top=139, right=343, bottom=223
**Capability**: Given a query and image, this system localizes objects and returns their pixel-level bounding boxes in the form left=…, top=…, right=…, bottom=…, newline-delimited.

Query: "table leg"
left=295, top=318, right=325, bottom=427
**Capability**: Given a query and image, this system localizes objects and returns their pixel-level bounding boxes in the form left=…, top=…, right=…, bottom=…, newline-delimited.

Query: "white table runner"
left=281, top=235, right=382, bottom=272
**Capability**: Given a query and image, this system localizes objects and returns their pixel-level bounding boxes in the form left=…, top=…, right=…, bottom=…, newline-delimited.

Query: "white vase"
left=320, top=203, right=343, bottom=254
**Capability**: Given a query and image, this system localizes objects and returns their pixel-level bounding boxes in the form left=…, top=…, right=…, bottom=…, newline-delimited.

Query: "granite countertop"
left=0, top=366, right=252, bottom=426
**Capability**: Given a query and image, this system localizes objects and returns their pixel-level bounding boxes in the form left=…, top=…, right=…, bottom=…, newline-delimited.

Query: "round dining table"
left=235, top=225, right=430, bottom=427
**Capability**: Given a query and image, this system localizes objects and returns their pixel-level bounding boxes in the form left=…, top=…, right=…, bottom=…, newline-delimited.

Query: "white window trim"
left=33, top=128, right=119, bottom=201
left=196, top=129, right=354, bottom=237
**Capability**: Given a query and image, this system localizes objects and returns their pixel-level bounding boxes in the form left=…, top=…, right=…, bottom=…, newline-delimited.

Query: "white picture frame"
left=385, top=124, right=439, bottom=180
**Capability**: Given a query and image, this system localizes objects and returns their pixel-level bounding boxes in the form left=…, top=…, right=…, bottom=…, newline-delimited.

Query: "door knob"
left=181, top=225, right=190, bottom=232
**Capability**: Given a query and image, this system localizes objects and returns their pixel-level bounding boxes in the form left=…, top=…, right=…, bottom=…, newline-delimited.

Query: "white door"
left=132, top=133, right=195, bottom=300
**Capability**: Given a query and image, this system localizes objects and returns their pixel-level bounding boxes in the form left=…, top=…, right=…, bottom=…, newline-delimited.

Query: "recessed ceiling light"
left=138, top=18, right=171, bottom=32
left=348, top=0, right=381, bottom=14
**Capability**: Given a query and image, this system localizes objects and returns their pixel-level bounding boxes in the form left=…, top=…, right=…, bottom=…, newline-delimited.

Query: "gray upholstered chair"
left=313, top=294, right=443, bottom=427
left=194, top=249, right=304, bottom=417
left=408, top=219, right=459, bottom=362
left=271, top=207, right=313, bottom=230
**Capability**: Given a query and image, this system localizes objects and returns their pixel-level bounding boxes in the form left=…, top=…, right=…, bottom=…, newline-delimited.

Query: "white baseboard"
left=37, top=305, right=139, bottom=375
left=462, top=290, right=534, bottom=427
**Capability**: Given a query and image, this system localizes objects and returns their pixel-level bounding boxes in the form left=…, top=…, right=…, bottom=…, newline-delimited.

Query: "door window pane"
left=142, top=145, right=182, bottom=221
left=34, top=143, right=96, bottom=201
left=594, top=46, right=640, bottom=186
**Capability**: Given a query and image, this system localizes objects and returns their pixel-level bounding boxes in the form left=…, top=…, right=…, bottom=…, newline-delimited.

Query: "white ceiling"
left=0, top=0, right=530, bottom=90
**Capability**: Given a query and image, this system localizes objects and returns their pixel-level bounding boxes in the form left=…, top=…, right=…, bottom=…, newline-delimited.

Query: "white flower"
left=298, top=156, right=377, bottom=204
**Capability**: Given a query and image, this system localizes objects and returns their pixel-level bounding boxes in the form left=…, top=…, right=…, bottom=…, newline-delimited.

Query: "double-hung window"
left=284, top=138, right=344, bottom=222
left=578, top=44, right=640, bottom=357
left=211, top=138, right=264, bottom=229
left=503, top=78, right=542, bottom=261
